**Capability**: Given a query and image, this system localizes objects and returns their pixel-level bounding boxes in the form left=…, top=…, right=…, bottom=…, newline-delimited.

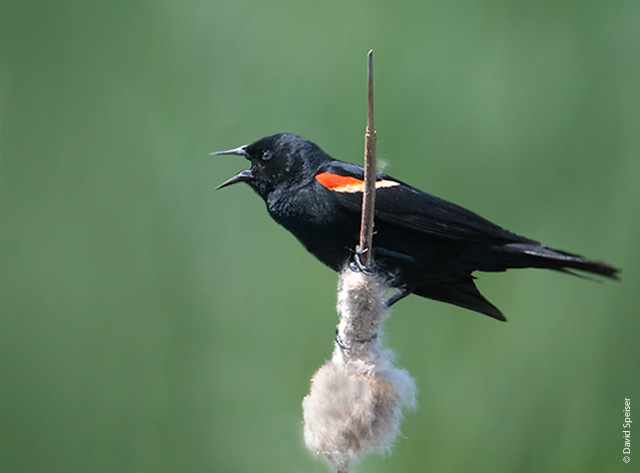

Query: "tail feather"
left=412, top=243, right=618, bottom=321
left=495, top=243, right=620, bottom=280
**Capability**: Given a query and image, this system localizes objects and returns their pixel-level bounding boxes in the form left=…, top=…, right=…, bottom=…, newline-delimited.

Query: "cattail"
left=302, top=267, right=417, bottom=472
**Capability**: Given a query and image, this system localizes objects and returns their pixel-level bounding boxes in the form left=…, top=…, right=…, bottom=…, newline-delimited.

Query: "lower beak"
left=216, top=169, right=254, bottom=190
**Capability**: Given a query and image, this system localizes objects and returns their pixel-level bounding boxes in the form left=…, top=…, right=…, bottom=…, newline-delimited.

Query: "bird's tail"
left=414, top=243, right=619, bottom=322
left=493, top=243, right=620, bottom=280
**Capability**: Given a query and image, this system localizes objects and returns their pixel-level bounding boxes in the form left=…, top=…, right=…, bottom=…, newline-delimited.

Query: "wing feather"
left=318, top=163, right=533, bottom=243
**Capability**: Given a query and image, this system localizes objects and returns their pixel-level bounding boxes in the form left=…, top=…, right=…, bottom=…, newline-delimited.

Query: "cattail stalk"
left=303, top=50, right=417, bottom=473
left=358, top=49, right=377, bottom=268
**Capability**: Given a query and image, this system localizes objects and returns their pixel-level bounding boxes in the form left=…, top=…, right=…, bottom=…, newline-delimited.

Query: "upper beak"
left=211, top=144, right=253, bottom=190
left=209, top=145, right=249, bottom=157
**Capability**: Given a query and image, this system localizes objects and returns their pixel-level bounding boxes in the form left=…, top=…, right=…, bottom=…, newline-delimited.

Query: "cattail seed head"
left=302, top=268, right=417, bottom=472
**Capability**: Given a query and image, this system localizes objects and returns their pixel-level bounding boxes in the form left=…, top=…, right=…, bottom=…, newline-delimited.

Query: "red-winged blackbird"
left=213, top=133, right=619, bottom=321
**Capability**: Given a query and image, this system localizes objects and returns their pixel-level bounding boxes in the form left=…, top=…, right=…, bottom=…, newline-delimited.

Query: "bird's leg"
left=385, top=287, right=409, bottom=307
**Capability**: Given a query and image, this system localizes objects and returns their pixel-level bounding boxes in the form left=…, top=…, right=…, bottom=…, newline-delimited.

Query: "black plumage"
left=213, top=133, right=619, bottom=320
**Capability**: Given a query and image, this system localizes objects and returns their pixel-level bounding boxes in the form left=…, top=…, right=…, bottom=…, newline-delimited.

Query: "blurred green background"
left=1, top=0, right=639, bottom=472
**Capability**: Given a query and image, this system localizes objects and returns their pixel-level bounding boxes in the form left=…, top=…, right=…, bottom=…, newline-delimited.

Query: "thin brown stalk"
left=358, top=49, right=377, bottom=268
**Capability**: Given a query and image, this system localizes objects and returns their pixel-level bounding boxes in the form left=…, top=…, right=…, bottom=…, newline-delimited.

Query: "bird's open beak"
left=211, top=145, right=253, bottom=189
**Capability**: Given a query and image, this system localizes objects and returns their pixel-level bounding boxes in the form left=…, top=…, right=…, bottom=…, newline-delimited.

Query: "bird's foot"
left=349, top=246, right=375, bottom=275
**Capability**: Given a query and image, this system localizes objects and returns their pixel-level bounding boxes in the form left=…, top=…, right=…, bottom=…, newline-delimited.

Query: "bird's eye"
left=261, top=150, right=273, bottom=161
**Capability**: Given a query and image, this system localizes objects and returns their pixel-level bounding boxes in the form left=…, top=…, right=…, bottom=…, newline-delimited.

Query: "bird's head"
left=212, top=133, right=328, bottom=200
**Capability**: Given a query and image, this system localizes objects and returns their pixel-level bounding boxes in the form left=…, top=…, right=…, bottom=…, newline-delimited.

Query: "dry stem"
left=358, top=49, right=377, bottom=268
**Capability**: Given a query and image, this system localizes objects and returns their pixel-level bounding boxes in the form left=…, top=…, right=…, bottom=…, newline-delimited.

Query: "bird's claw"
left=335, top=327, right=349, bottom=350
left=349, top=246, right=374, bottom=275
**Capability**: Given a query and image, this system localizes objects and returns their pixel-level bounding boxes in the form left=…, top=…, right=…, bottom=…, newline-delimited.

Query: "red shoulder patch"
left=315, top=172, right=364, bottom=192
left=315, top=172, right=400, bottom=193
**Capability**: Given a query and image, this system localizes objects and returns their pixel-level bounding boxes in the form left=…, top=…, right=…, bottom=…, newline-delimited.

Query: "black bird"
left=213, top=133, right=619, bottom=321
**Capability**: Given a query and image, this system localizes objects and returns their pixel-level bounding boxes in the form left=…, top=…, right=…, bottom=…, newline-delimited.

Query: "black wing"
left=319, top=161, right=534, bottom=244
